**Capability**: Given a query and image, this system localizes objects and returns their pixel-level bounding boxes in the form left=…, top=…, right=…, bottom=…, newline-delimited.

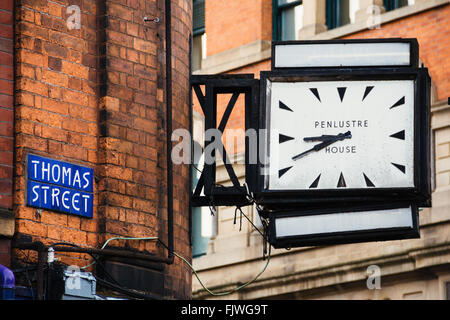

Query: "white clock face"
left=265, top=79, right=415, bottom=190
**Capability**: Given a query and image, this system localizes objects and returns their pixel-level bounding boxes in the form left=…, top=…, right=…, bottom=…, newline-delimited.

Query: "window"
left=326, top=0, right=350, bottom=30
left=384, top=0, right=414, bottom=12
left=192, top=0, right=206, bottom=71
left=273, top=0, right=303, bottom=41
left=191, top=139, right=218, bottom=258
left=326, top=0, right=361, bottom=30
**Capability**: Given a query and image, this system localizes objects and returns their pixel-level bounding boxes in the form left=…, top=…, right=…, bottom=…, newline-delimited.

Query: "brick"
left=41, top=69, right=69, bottom=87
left=108, top=192, right=132, bottom=208
left=61, top=60, right=89, bottom=79
left=0, top=108, right=12, bottom=122
left=0, top=94, right=13, bottom=109
left=99, top=96, right=120, bottom=111
left=0, top=51, right=13, bottom=65
left=126, top=22, right=139, bottom=36
left=41, top=97, right=68, bottom=115
left=108, top=56, right=133, bottom=73
left=47, top=2, right=63, bottom=18
left=40, top=126, right=68, bottom=142
left=0, top=122, right=12, bottom=137
left=0, top=166, right=13, bottom=180
left=108, top=3, right=133, bottom=21
left=43, top=41, right=68, bottom=59
left=0, top=66, right=14, bottom=80
left=17, top=21, right=48, bottom=40
left=100, top=137, right=133, bottom=153
left=62, top=117, right=90, bottom=134
left=106, top=165, right=133, bottom=181
left=0, top=137, right=13, bottom=151
left=107, top=30, right=133, bottom=47
left=134, top=64, right=156, bottom=81
left=19, top=50, right=47, bottom=67
left=133, top=38, right=157, bottom=55
left=16, top=134, right=47, bottom=151
left=48, top=56, right=62, bottom=71
left=17, top=219, right=47, bottom=238
left=18, top=78, right=48, bottom=96
left=0, top=1, right=12, bottom=11
left=17, top=63, right=35, bottom=79
left=62, top=89, right=89, bottom=106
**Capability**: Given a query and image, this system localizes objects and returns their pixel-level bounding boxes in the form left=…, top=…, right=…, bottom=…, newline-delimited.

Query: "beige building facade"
left=191, top=0, right=450, bottom=300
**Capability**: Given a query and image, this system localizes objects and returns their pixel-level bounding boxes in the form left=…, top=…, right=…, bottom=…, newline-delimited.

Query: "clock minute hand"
left=292, top=138, right=338, bottom=161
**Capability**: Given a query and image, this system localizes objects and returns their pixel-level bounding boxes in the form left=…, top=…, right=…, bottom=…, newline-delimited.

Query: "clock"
left=256, top=69, right=431, bottom=207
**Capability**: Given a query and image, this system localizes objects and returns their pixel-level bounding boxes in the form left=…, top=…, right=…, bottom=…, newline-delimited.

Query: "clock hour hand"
left=292, top=131, right=352, bottom=161
left=303, top=131, right=352, bottom=142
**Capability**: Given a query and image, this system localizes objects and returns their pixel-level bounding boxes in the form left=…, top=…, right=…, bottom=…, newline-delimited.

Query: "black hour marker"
left=391, top=162, right=406, bottom=174
left=337, top=172, right=347, bottom=187
left=337, top=87, right=347, bottom=102
left=279, top=166, right=293, bottom=178
left=309, top=174, right=321, bottom=188
left=309, top=88, right=321, bottom=102
left=390, top=130, right=405, bottom=140
left=363, top=173, right=375, bottom=187
left=390, top=96, right=405, bottom=109
left=279, top=134, right=294, bottom=144
left=362, top=86, right=374, bottom=101
left=279, top=101, right=293, bottom=112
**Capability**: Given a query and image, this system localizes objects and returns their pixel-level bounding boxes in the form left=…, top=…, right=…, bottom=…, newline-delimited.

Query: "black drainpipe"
left=165, top=0, right=174, bottom=264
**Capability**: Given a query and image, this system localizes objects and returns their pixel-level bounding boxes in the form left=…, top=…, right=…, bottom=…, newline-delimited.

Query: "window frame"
left=326, top=0, right=351, bottom=30
left=193, top=0, right=205, bottom=36
left=384, top=0, right=410, bottom=12
left=272, top=0, right=303, bottom=41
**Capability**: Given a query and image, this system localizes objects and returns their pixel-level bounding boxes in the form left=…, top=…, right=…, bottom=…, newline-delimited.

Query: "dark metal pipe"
left=188, top=32, right=193, bottom=246
left=165, top=0, right=174, bottom=264
left=14, top=242, right=172, bottom=264
left=52, top=245, right=173, bottom=264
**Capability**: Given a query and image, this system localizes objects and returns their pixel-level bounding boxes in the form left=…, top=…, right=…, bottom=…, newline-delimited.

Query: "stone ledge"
left=0, top=208, right=14, bottom=237
left=193, top=40, right=271, bottom=75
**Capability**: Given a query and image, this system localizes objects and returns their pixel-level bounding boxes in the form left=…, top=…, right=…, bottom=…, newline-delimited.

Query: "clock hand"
left=303, top=131, right=352, bottom=142
left=292, top=131, right=352, bottom=161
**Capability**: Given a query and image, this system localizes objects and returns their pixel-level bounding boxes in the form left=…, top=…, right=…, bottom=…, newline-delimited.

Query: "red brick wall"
left=12, top=0, right=192, bottom=299
left=205, top=0, right=272, bottom=56
left=0, top=0, right=14, bottom=211
left=14, top=0, right=100, bottom=265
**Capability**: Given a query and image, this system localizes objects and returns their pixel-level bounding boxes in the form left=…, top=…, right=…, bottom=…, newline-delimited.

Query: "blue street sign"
left=26, top=154, right=94, bottom=218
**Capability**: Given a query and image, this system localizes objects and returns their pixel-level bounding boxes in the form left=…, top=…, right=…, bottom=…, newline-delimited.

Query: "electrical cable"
left=49, top=242, right=122, bottom=286
left=175, top=246, right=271, bottom=297
left=94, top=276, right=162, bottom=300
left=47, top=183, right=272, bottom=299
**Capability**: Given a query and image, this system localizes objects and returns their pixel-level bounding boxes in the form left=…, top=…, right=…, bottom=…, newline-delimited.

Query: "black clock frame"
left=251, top=67, right=431, bottom=209
left=190, top=74, right=259, bottom=207
left=268, top=202, right=420, bottom=248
